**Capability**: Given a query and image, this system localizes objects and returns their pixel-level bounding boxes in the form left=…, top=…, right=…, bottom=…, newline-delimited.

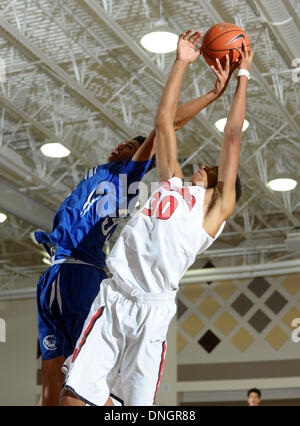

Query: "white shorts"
left=63, top=278, right=177, bottom=406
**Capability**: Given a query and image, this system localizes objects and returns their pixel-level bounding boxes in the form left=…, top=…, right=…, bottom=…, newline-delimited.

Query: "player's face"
left=191, top=165, right=218, bottom=188
left=107, top=140, right=140, bottom=162
left=248, top=392, right=260, bottom=406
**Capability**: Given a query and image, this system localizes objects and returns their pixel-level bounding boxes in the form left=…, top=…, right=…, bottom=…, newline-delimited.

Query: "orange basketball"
left=201, top=23, right=251, bottom=67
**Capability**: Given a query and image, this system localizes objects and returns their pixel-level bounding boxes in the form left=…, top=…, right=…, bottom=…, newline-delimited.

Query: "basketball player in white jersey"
left=60, top=31, right=253, bottom=406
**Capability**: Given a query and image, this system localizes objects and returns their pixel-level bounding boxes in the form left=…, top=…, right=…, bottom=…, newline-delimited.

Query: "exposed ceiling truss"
left=0, top=0, right=299, bottom=292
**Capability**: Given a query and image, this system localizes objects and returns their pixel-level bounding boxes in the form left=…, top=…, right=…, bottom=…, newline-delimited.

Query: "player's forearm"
left=224, top=76, right=248, bottom=137
left=155, top=60, right=189, bottom=127
left=155, top=60, right=188, bottom=180
left=173, top=90, right=218, bottom=130
left=136, top=86, right=214, bottom=161
left=156, top=126, right=178, bottom=182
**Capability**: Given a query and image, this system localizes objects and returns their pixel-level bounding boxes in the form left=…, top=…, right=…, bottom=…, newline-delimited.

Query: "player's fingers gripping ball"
left=201, top=22, right=251, bottom=67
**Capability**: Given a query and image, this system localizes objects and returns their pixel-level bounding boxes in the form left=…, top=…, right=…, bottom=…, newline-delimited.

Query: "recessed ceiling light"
left=140, top=31, right=178, bottom=53
left=0, top=213, right=7, bottom=223
left=267, top=178, right=297, bottom=192
left=215, top=118, right=249, bottom=132
left=40, top=143, right=70, bottom=158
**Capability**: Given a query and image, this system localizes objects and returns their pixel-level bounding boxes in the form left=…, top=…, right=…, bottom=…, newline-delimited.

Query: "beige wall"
left=0, top=272, right=300, bottom=405
left=0, top=298, right=40, bottom=406
left=176, top=273, right=300, bottom=405
left=177, top=274, right=300, bottom=364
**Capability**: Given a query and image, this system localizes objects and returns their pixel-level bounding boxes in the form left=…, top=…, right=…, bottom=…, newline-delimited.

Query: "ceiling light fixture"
left=0, top=213, right=7, bottom=223
left=140, top=30, right=178, bottom=53
left=215, top=118, right=249, bottom=132
left=267, top=178, right=297, bottom=192
left=40, top=142, right=70, bottom=158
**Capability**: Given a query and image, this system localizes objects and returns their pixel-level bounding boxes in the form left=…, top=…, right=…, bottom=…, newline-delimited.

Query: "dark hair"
left=133, top=136, right=146, bottom=145
left=235, top=174, right=242, bottom=203
left=247, top=388, right=261, bottom=398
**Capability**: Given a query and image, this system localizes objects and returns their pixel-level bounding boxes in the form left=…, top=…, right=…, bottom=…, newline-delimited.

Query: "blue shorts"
left=36, top=263, right=107, bottom=360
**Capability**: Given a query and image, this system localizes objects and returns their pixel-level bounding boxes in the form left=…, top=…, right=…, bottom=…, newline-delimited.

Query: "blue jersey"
left=35, top=159, right=151, bottom=267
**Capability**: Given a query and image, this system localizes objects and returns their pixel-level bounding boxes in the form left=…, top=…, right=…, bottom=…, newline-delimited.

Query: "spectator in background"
left=247, top=388, right=261, bottom=406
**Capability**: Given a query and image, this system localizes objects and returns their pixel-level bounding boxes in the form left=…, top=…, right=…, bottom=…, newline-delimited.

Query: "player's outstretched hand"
left=211, top=55, right=234, bottom=97
left=177, top=30, right=202, bottom=64
left=235, top=40, right=254, bottom=72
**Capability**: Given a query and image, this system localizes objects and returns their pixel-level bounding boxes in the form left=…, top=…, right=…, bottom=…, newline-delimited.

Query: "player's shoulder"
left=83, top=159, right=150, bottom=184
left=114, top=158, right=152, bottom=179
left=161, top=176, right=184, bottom=189
left=83, top=162, right=114, bottom=181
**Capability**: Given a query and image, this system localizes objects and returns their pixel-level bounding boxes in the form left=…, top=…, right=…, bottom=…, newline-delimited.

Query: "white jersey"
left=107, top=177, right=225, bottom=293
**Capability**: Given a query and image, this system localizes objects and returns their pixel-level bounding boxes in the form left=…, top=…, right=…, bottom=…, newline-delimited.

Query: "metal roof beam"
left=0, top=142, right=69, bottom=202
left=282, top=0, right=300, bottom=32
left=84, top=0, right=168, bottom=83
left=0, top=15, right=136, bottom=139
left=0, top=179, right=54, bottom=231
left=0, top=90, right=92, bottom=168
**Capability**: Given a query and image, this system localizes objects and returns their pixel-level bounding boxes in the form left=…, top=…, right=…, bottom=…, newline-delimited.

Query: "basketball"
left=201, top=23, right=251, bottom=67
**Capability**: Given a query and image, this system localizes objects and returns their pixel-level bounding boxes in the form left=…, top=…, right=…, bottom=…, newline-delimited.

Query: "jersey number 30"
left=142, top=192, right=178, bottom=220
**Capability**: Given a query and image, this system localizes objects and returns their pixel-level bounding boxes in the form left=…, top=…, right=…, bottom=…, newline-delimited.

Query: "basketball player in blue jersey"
left=35, top=29, right=236, bottom=406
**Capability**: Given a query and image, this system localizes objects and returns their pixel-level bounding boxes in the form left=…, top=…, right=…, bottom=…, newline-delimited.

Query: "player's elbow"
left=173, top=118, right=184, bottom=132
left=223, top=126, right=242, bottom=144
left=224, top=118, right=243, bottom=135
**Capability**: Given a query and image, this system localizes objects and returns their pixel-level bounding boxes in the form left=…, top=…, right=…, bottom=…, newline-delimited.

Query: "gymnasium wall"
left=176, top=273, right=300, bottom=405
left=0, top=297, right=39, bottom=406
left=0, top=273, right=300, bottom=405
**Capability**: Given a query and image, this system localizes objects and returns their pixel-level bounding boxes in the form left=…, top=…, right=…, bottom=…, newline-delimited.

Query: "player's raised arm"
left=217, top=41, right=253, bottom=218
left=131, top=128, right=156, bottom=162
left=154, top=30, right=201, bottom=182
left=173, top=54, right=237, bottom=130
left=132, top=36, right=235, bottom=164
